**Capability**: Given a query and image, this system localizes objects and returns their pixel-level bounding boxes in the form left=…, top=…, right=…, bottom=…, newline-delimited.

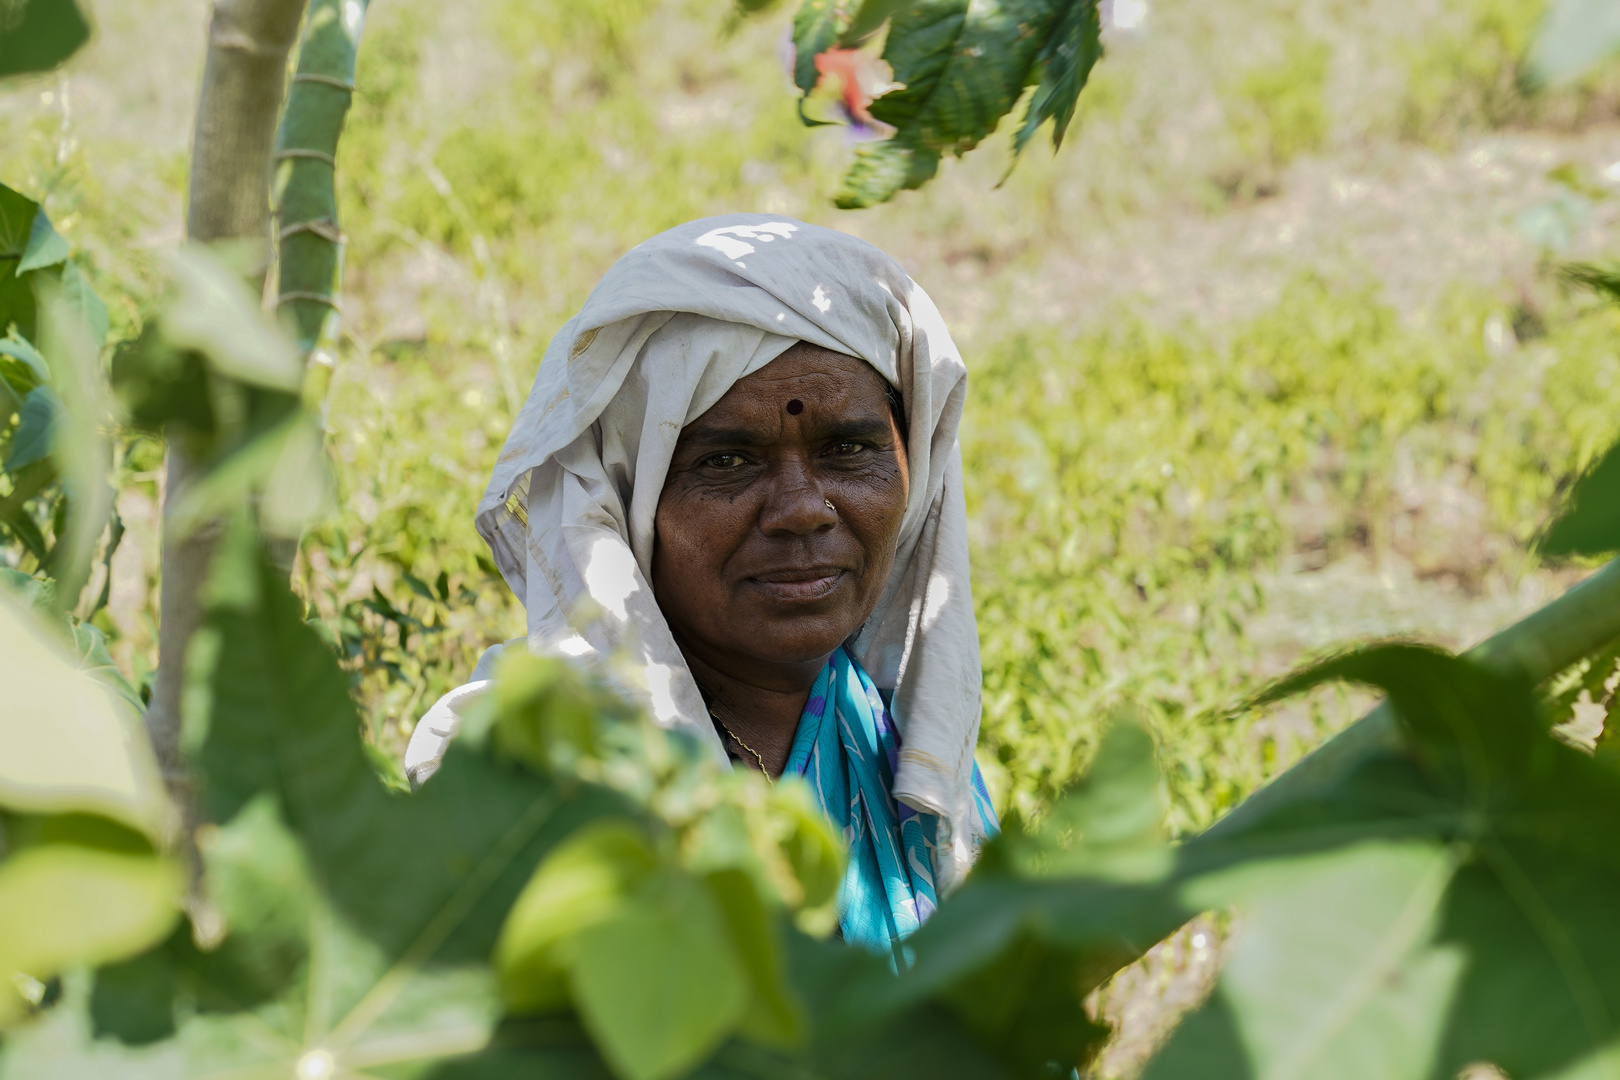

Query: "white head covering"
left=409, top=214, right=984, bottom=888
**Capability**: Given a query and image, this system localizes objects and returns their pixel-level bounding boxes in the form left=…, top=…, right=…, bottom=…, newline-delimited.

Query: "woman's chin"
left=724, top=614, right=864, bottom=669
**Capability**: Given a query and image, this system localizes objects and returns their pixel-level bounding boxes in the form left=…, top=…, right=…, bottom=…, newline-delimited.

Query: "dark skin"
left=651, top=343, right=910, bottom=778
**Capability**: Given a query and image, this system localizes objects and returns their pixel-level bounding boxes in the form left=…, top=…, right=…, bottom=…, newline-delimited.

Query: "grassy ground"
left=7, top=0, right=1620, bottom=1072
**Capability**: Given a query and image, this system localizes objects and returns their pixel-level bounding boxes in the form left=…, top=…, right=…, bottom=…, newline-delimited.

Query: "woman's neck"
left=678, top=643, right=829, bottom=779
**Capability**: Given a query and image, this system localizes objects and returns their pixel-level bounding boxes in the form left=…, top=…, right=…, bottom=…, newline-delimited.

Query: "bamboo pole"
left=147, top=0, right=306, bottom=799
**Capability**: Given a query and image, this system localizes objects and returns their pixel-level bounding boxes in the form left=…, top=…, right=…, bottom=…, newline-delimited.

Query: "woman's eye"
left=829, top=440, right=865, bottom=456
left=705, top=453, right=746, bottom=469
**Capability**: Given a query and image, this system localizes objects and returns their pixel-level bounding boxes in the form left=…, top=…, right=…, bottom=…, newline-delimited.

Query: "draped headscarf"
left=405, top=214, right=987, bottom=891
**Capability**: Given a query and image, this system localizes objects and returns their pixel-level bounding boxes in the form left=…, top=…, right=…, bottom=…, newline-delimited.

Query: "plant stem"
left=147, top=0, right=306, bottom=804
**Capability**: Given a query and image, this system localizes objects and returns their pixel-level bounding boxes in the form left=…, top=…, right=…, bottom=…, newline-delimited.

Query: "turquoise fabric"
left=784, top=647, right=1000, bottom=956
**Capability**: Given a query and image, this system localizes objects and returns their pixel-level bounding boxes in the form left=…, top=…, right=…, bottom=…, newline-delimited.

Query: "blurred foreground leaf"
left=0, top=596, right=165, bottom=831
left=0, top=0, right=90, bottom=78
left=0, top=598, right=176, bottom=1026
left=3, top=521, right=621, bottom=1076
left=1146, top=644, right=1620, bottom=1080
left=1526, top=0, right=1620, bottom=88
left=1542, top=439, right=1620, bottom=557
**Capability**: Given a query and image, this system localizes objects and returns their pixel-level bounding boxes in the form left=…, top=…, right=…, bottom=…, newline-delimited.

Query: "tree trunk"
left=146, top=0, right=306, bottom=807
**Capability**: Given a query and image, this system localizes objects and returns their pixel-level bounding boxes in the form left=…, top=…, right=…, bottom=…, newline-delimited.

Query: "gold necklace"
left=709, top=709, right=773, bottom=784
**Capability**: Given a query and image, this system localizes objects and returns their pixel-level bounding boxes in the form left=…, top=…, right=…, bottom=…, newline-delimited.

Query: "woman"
left=406, top=214, right=997, bottom=952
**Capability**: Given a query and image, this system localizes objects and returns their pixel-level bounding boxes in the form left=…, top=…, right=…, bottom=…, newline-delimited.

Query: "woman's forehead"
left=679, top=348, right=892, bottom=441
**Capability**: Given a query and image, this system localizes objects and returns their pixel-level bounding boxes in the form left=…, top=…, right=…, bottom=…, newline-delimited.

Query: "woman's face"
left=652, top=343, right=910, bottom=684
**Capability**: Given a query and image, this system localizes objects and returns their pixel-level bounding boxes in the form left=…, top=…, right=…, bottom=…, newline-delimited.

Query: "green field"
left=6, top=0, right=1620, bottom=890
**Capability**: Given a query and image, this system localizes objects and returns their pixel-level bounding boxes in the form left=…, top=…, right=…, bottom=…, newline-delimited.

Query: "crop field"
left=6, top=0, right=1620, bottom=1071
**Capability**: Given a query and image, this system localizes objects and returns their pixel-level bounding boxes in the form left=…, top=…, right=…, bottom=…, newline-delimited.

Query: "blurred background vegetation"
left=4, top=0, right=1620, bottom=859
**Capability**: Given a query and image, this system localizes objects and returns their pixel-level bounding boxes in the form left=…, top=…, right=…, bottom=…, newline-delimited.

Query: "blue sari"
left=783, top=647, right=999, bottom=955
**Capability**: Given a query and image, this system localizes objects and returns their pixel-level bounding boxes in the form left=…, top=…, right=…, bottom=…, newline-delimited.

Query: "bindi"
left=785, top=399, right=804, bottom=415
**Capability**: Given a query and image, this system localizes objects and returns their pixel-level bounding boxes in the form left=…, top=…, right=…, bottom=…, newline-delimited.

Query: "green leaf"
left=836, top=0, right=1063, bottom=207
left=0, top=0, right=91, bottom=78
left=17, top=208, right=69, bottom=274
left=836, top=139, right=943, bottom=210
left=0, top=185, right=37, bottom=259
left=161, top=245, right=301, bottom=393
left=52, top=259, right=108, bottom=347
left=34, top=277, right=111, bottom=612
left=983, top=714, right=1169, bottom=883
left=1254, top=644, right=1545, bottom=807
left=0, top=565, right=53, bottom=609
left=571, top=874, right=750, bottom=1080
left=1, top=496, right=48, bottom=561
left=792, top=0, right=848, bottom=95
left=69, top=619, right=145, bottom=719
left=259, top=414, right=334, bottom=538
left=1146, top=842, right=1464, bottom=1080
left=194, top=523, right=622, bottom=958
left=1543, top=439, right=1620, bottom=557
left=164, top=413, right=296, bottom=538
left=496, top=818, right=658, bottom=1015
left=1012, top=0, right=1102, bottom=155
left=705, top=867, right=803, bottom=1047
left=841, top=0, right=908, bottom=44
left=784, top=932, right=1014, bottom=1079
left=0, top=334, right=49, bottom=384
left=0, top=595, right=167, bottom=833
left=55, top=523, right=625, bottom=1076
left=0, top=844, right=179, bottom=1026
left=91, top=795, right=314, bottom=1045
left=1176, top=638, right=1620, bottom=1080
left=0, top=185, right=41, bottom=340
left=4, top=384, right=58, bottom=470
left=1525, top=0, right=1620, bottom=89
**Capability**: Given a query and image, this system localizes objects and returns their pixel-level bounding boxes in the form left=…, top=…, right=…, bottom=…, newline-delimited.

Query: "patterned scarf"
left=784, top=647, right=999, bottom=956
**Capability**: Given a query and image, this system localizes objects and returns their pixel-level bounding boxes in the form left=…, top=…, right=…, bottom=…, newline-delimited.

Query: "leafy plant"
left=762, top=0, right=1105, bottom=207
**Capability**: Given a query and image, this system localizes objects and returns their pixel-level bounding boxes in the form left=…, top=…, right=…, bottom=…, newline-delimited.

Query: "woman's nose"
left=758, top=459, right=838, bottom=536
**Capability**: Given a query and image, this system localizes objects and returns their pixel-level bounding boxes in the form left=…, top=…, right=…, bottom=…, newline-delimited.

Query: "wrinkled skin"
left=652, top=342, right=909, bottom=776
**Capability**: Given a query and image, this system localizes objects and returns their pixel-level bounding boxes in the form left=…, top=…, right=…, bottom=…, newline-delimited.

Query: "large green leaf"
left=0, top=0, right=90, bottom=77
left=90, top=796, right=313, bottom=1044
left=13, top=522, right=620, bottom=1074
left=1145, top=843, right=1463, bottom=1080
left=1143, top=643, right=1620, bottom=1080
left=0, top=841, right=179, bottom=1027
left=0, top=594, right=166, bottom=833
left=572, top=874, right=750, bottom=1080
left=496, top=818, right=659, bottom=1014
left=193, top=523, right=624, bottom=960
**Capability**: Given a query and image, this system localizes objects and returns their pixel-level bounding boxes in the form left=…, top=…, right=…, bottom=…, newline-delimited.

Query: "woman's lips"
left=747, top=567, right=848, bottom=602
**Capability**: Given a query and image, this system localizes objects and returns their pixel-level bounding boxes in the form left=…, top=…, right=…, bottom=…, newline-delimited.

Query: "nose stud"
left=824, top=498, right=836, bottom=512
